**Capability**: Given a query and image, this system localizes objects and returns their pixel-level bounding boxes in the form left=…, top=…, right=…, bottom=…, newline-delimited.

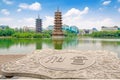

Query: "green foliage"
left=82, top=34, right=91, bottom=36
left=0, top=28, right=78, bottom=38
left=42, top=30, right=52, bottom=35
left=0, top=27, right=15, bottom=36
left=64, top=31, right=78, bottom=37
left=42, top=30, right=52, bottom=38
left=42, top=33, right=51, bottom=38
left=12, top=32, right=33, bottom=38
left=32, top=33, right=43, bottom=38
left=91, top=31, right=120, bottom=38
left=12, top=32, right=51, bottom=38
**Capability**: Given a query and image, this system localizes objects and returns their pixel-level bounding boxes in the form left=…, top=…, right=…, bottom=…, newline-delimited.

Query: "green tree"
left=0, top=27, right=15, bottom=36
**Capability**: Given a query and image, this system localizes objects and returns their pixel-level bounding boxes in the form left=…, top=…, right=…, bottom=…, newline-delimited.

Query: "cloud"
left=43, top=7, right=89, bottom=29
left=118, top=8, right=120, bottom=13
left=0, top=7, right=117, bottom=30
left=15, top=18, right=35, bottom=28
left=82, top=18, right=114, bottom=30
left=43, top=7, right=116, bottom=30
left=0, top=17, right=13, bottom=26
left=102, top=0, right=111, bottom=6
left=63, top=7, right=89, bottom=17
left=0, top=17, right=13, bottom=21
left=17, top=9, right=22, bottom=12
left=0, top=17, right=35, bottom=28
left=18, top=2, right=41, bottom=11
left=63, top=7, right=89, bottom=27
left=2, top=0, right=13, bottom=5
left=99, top=8, right=103, bottom=11
left=1, top=9, right=10, bottom=15
left=43, top=16, right=54, bottom=28
left=23, top=18, right=34, bottom=22
left=19, top=3, right=28, bottom=9
left=29, top=2, right=41, bottom=11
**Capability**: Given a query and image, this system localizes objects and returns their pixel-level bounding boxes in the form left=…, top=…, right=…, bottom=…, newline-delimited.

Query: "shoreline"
left=0, top=36, right=12, bottom=39
left=0, top=36, right=120, bottom=39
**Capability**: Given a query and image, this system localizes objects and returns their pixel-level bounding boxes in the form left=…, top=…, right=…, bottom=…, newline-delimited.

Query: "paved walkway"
left=0, top=54, right=25, bottom=79
left=1, top=49, right=120, bottom=79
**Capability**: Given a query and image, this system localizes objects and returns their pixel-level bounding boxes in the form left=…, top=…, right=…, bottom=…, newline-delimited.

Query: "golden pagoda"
left=52, top=8, right=64, bottom=38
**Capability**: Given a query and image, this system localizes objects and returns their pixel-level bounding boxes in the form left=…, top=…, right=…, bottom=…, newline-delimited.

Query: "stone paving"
left=1, top=49, right=120, bottom=79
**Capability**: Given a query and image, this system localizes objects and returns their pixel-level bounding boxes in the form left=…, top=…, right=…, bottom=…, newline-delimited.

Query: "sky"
left=0, top=0, right=120, bottom=30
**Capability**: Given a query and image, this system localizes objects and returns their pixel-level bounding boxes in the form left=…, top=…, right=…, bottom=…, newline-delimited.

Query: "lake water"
left=0, top=38, right=120, bottom=57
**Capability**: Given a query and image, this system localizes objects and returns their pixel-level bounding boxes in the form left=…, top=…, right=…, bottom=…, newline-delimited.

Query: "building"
left=62, top=25, right=69, bottom=31
left=47, top=25, right=54, bottom=30
left=47, top=25, right=69, bottom=31
left=23, top=26, right=35, bottom=32
left=52, top=8, right=64, bottom=37
left=36, top=15, right=42, bottom=32
left=48, top=24, right=79, bottom=34
left=69, top=26, right=79, bottom=34
left=81, top=28, right=98, bottom=35
left=101, top=26, right=118, bottom=31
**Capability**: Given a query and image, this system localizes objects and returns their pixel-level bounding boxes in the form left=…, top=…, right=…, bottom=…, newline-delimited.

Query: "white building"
left=80, top=28, right=98, bottom=35
left=101, top=26, right=118, bottom=31
left=23, top=26, right=35, bottom=32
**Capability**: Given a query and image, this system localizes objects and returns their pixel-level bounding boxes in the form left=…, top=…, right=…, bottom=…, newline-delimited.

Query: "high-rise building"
left=36, top=15, right=42, bottom=32
left=52, top=8, right=64, bottom=37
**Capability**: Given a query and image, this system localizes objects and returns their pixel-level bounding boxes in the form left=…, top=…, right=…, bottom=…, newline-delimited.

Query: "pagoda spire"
left=57, top=7, right=59, bottom=12
left=38, top=14, right=40, bottom=19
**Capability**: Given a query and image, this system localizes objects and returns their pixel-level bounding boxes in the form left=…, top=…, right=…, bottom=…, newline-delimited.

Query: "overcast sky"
left=0, top=0, right=120, bottom=30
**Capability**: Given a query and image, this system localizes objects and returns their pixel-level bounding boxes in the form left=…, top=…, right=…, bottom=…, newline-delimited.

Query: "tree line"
left=1, top=27, right=120, bottom=38
left=0, top=27, right=77, bottom=38
left=91, top=31, right=120, bottom=38
left=0, top=27, right=15, bottom=36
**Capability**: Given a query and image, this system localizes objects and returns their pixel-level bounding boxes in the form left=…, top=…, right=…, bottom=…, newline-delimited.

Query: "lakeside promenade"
left=0, top=49, right=120, bottom=79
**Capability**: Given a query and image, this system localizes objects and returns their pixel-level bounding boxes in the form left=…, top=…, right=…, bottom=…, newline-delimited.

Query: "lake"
left=0, top=38, right=120, bottom=58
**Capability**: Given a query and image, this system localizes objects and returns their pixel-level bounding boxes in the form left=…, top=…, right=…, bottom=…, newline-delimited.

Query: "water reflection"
left=101, top=41, right=120, bottom=47
left=0, top=39, right=14, bottom=49
left=52, top=38, right=64, bottom=50
left=63, top=38, right=79, bottom=49
left=36, top=39, right=42, bottom=50
left=0, top=38, right=120, bottom=57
